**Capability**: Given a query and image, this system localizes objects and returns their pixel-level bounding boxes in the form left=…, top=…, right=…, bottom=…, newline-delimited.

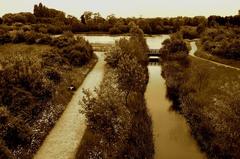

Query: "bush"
left=62, top=36, right=93, bottom=66
left=51, top=35, right=75, bottom=48
left=0, top=56, right=54, bottom=117
left=0, top=107, right=32, bottom=149
left=181, top=26, right=199, bottom=39
left=160, top=37, right=189, bottom=61
left=10, top=30, right=25, bottom=43
left=23, top=31, right=37, bottom=44
left=105, top=46, right=123, bottom=67
left=201, top=28, right=240, bottom=59
left=109, top=27, right=122, bottom=34
left=35, top=33, right=52, bottom=44
left=0, top=33, right=11, bottom=45
left=47, top=25, right=63, bottom=34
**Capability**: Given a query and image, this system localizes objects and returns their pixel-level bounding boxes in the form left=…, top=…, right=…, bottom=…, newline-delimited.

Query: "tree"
left=116, top=54, right=148, bottom=107
left=80, top=14, right=86, bottom=24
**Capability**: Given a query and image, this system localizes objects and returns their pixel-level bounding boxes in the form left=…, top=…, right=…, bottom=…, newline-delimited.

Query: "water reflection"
left=146, top=65, right=206, bottom=159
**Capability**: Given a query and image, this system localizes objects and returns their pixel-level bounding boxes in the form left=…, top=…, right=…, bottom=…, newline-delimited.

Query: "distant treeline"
left=0, top=3, right=237, bottom=35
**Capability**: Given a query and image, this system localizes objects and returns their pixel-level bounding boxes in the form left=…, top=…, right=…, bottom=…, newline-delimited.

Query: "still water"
left=146, top=65, right=206, bottom=159
left=79, top=34, right=169, bottom=49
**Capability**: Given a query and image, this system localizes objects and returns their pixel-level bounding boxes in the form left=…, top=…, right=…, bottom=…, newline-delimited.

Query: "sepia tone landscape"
left=0, top=1, right=240, bottom=159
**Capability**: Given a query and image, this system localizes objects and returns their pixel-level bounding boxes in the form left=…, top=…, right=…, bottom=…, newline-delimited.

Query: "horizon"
left=0, top=0, right=240, bottom=18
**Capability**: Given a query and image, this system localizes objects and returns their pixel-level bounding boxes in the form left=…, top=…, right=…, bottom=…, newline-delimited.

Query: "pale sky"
left=0, top=0, right=239, bottom=18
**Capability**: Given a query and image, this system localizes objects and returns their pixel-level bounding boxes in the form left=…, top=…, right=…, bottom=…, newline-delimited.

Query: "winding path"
left=189, top=42, right=240, bottom=71
left=34, top=52, right=105, bottom=159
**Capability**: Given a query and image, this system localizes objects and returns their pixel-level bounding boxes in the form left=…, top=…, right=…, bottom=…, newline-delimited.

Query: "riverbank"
left=161, top=38, right=240, bottom=159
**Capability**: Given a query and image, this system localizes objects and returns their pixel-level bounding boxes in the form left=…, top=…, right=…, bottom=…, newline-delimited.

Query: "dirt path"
left=190, top=42, right=240, bottom=71
left=34, top=52, right=105, bottom=159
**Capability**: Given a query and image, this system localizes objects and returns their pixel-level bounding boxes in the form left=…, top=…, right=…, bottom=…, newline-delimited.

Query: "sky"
left=0, top=0, right=240, bottom=18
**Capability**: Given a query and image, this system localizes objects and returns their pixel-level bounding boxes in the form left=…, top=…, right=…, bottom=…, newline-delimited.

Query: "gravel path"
left=34, top=52, right=105, bottom=159
left=190, top=42, right=240, bottom=71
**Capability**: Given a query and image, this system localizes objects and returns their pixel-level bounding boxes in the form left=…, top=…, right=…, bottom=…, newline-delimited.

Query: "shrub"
left=10, top=30, right=25, bottom=43
left=181, top=26, right=199, bottom=39
left=0, top=33, right=11, bottom=45
left=0, top=56, right=54, bottom=118
left=42, top=49, right=69, bottom=67
left=51, top=35, right=75, bottom=48
left=35, top=33, right=52, bottom=44
left=160, top=37, right=189, bottom=61
left=47, top=25, right=63, bottom=34
left=109, top=27, right=122, bottom=34
left=105, top=46, right=123, bottom=68
left=62, top=36, right=93, bottom=66
left=23, top=31, right=37, bottom=44
left=0, top=107, right=32, bottom=149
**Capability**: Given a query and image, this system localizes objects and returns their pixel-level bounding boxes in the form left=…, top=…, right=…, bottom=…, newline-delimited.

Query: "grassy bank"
left=161, top=36, right=240, bottom=159
left=76, top=23, right=153, bottom=159
left=0, top=33, right=96, bottom=158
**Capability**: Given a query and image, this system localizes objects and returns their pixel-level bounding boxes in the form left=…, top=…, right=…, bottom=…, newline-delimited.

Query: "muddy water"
left=146, top=38, right=205, bottom=159
left=34, top=52, right=105, bottom=159
left=146, top=66, right=206, bottom=159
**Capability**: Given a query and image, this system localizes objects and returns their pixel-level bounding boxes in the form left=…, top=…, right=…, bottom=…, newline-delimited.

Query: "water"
left=146, top=65, right=206, bottom=159
left=78, top=34, right=169, bottom=49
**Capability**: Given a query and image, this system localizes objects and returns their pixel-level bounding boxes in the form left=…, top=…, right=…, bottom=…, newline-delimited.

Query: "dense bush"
left=78, top=23, right=153, bottom=159
left=180, top=26, right=199, bottom=39
left=160, top=35, right=190, bottom=108
left=47, top=24, right=63, bottom=34
left=0, top=107, right=32, bottom=151
left=109, top=27, right=122, bottom=34
left=51, top=35, right=75, bottom=48
left=0, top=56, right=55, bottom=118
left=201, top=28, right=240, bottom=59
left=160, top=36, right=189, bottom=62
left=61, top=36, right=93, bottom=66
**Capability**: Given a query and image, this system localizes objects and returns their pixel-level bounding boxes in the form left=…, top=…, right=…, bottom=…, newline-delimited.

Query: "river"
left=145, top=36, right=205, bottom=159
left=82, top=34, right=205, bottom=158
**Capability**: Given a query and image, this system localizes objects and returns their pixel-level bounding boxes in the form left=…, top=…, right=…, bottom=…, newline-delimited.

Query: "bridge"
left=148, top=49, right=161, bottom=65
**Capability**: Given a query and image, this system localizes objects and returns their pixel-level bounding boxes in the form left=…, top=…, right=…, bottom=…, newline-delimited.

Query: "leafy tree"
left=116, top=54, right=148, bottom=106
left=80, top=14, right=86, bottom=24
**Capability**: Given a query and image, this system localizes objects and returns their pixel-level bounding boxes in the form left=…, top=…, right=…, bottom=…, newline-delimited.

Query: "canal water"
left=145, top=36, right=205, bottom=159
left=146, top=65, right=205, bottom=159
